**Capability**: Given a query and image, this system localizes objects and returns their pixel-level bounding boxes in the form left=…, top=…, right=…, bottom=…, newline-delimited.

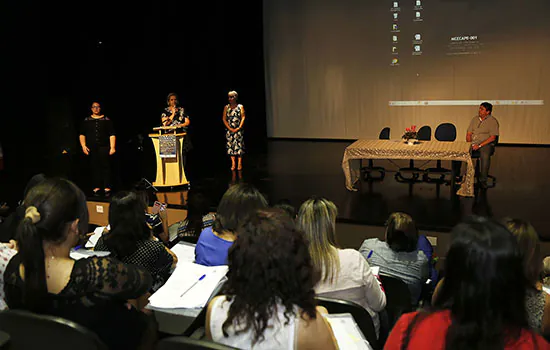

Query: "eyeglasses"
left=228, top=96, right=235, bottom=99
left=92, top=106, right=101, bottom=108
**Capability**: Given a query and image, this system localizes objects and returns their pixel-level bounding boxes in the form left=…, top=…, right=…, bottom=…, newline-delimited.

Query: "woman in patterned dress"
left=223, top=91, right=246, bottom=170
left=161, top=92, right=192, bottom=159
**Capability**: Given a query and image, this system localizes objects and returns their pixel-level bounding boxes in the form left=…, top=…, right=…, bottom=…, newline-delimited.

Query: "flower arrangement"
left=402, top=125, right=418, bottom=141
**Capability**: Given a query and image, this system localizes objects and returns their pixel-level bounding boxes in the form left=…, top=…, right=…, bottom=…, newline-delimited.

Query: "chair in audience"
left=471, top=135, right=498, bottom=188
left=395, top=126, right=432, bottom=183
left=316, top=296, right=380, bottom=350
left=0, top=309, right=107, bottom=350
left=0, top=330, right=9, bottom=350
left=378, top=275, right=413, bottom=344
left=424, top=123, right=457, bottom=185
left=361, top=127, right=390, bottom=182
left=156, top=336, right=239, bottom=350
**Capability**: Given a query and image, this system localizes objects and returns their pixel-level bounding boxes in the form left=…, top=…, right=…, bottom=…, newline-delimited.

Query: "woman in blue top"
left=195, top=183, right=267, bottom=266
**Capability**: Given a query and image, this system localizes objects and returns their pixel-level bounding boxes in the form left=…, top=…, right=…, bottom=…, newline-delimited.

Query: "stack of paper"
left=323, top=313, right=372, bottom=350
left=148, top=262, right=228, bottom=309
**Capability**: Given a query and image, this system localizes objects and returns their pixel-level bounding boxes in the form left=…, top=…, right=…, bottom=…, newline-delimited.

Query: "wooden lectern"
left=149, top=126, right=189, bottom=188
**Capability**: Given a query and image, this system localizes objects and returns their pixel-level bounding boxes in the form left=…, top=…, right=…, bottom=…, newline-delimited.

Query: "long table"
left=342, top=139, right=475, bottom=197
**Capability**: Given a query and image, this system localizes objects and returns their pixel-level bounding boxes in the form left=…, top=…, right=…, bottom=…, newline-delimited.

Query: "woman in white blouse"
left=297, top=197, right=387, bottom=336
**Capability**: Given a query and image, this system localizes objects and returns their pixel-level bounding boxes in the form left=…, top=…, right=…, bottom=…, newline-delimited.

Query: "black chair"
left=0, top=331, right=9, bottom=350
left=395, top=126, right=431, bottom=183
left=378, top=275, right=413, bottom=344
left=361, top=127, right=390, bottom=182
left=316, top=296, right=380, bottom=350
left=0, top=309, right=107, bottom=350
left=424, top=123, right=457, bottom=184
left=156, top=336, right=239, bottom=350
left=471, top=135, right=498, bottom=188
left=181, top=280, right=227, bottom=338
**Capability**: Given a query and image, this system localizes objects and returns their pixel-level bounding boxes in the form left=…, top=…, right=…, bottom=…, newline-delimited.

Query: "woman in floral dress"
left=222, top=91, right=246, bottom=170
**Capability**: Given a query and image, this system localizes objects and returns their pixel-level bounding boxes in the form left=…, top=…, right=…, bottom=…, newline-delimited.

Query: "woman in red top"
left=385, top=216, right=550, bottom=350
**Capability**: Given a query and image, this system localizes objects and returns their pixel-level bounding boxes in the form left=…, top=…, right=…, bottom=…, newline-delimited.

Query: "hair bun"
left=25, top=206, right=41, bottom=224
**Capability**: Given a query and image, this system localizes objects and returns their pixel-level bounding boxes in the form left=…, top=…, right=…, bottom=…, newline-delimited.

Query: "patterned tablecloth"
left=342, top=139, right=475, bottom=197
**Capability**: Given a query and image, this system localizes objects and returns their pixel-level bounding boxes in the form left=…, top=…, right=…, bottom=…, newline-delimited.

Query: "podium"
left=149, top=126, right=189, bottom=188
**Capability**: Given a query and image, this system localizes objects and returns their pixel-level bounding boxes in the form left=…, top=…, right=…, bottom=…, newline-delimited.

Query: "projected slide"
left=386, top=0, right=547, bottom=106
left=263, top=0, right=550, bottom=142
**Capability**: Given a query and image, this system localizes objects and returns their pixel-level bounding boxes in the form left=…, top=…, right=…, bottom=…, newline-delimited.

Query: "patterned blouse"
left=4, top=255, right=152, bottom=350
left=95, top=236, right=175, bottom=291
left=161, top=107, right=189, bottom=127
left=525, top=287, right=546, bottom=333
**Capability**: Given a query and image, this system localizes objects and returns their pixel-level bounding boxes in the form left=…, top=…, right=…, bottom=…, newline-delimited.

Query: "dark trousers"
left=90, top=146, right=111, bottom=189
left=452, top=145, right=493, bottom=185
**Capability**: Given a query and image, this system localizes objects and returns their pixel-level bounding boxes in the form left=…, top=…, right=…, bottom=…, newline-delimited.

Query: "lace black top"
left=94, top=236, right=175, bottom=291
left=4, top=255, right=152, bottom=350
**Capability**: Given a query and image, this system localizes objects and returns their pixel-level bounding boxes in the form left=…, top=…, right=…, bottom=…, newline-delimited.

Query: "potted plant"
left=402, top=125, right=418, bottom=145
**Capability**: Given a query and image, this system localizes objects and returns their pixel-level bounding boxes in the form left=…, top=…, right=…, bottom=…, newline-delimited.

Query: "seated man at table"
left=454, top=102, right=499, bottom=189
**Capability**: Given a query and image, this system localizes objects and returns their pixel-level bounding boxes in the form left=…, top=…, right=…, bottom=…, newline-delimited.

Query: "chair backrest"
left=416, top=126, right=432, bottom=141
left=379, top=127, right=390, bottom=140
left=0, top=309, right=107, bottom=350
left=434, top=123, right=457, bottom=141
left=379, top=275, right=413, bottom=329
left=156, top=336, right=239, bottom=350
left=316, top=296, right=379, bottom=350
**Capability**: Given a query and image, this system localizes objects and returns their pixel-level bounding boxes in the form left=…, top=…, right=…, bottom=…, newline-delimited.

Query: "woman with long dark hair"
left=195, top=183, right=267, bottom=266
left=385, top=216, right=549, bottom=349
left=171, top=191, right=215, bottom=244
left=205, top=209, right=338, bottom=349
left=95, top=191, right=177, bottom=291
left=4, top=179, right=155, bottom=349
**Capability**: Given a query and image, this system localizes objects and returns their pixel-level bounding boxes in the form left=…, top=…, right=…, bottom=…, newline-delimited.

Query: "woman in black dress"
left=79, top=102, right=116, bottom=195
left=4, top=178, right=156, bottom=349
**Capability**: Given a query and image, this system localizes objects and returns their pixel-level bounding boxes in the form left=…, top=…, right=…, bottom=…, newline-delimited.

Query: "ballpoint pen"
left=180, top=274, right=206, bottom=297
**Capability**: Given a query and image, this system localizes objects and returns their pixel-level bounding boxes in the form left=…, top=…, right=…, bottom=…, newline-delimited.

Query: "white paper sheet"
left=70, top=249, right=110, bottom=260
left=148, top=262, right=228, bottom=309
left=323, top=313, right=373, bottom=350
left=85, top=225, right=109, bottom=248
left=171, top=243, right=196, bottom=264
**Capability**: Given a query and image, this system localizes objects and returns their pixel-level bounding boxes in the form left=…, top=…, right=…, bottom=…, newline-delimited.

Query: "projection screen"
left=263, top=0, right=550, bottom=144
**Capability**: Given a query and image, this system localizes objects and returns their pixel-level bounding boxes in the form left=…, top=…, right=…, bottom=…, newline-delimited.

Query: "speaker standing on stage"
left=161, top=92, right=192, bottom=156
left=223, top=90, right=246, bottom=171
left=79, top=102, right=116, bottom=195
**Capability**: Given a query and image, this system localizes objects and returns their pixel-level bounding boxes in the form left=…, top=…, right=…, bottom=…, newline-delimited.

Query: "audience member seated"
left=195, top=183, right=267, bottom=266
left=205, top=209, right=338, bottom=350
left=273, top=198, right=297, bottom=221
left=504, top=218, right=550, bottom=336
left=385, top=216, right=549, bottom=349
left=297, top=197, right=386, bottom=336
left=170, top=190, right=215, bottom=243
left=359, top=212, right=428, bottom=305
left=95, top=191, right=177, bottom=291
left=0, top=173, right=46, bottom=242
left=4, top=178, right=156, bottom=350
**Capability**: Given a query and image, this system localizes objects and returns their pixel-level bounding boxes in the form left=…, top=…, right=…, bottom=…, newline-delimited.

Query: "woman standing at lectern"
left=223, top=90, right=246, bottom=171
left=160, top=92, right=192, bottom=158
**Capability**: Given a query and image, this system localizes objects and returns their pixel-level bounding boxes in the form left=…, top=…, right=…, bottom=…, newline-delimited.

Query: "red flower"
left=406, top=127, right=410, bottom=132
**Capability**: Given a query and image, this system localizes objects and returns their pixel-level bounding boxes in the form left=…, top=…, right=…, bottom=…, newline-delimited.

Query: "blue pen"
left=180, top=274, right=206, bottom=297
left=367, top=250, right=373, bottom=259
left=74, top=245, right=83, bottom=251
